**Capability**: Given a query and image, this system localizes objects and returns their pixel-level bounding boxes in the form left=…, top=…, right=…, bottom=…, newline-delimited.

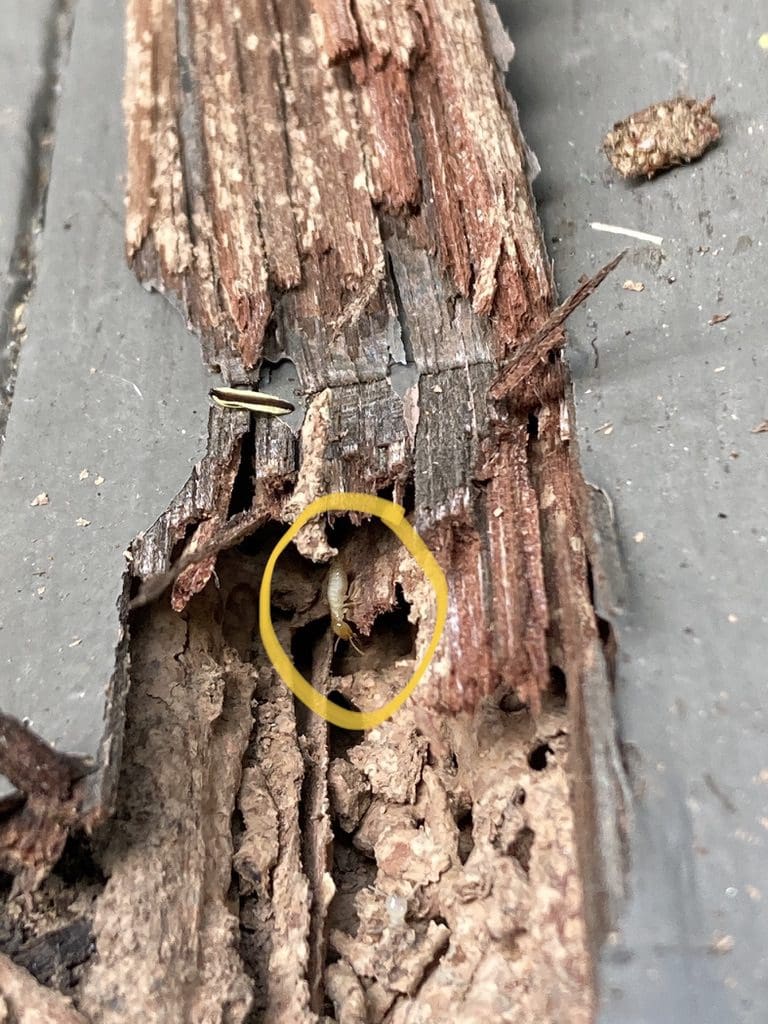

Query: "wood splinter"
left=489, top=250, right=626, bottom=400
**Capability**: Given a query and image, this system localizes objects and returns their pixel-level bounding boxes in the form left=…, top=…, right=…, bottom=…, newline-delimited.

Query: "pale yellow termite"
left=326, top=560, right=363, bottom=654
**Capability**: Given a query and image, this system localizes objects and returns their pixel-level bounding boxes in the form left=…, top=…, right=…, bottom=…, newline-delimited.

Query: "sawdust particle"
left=710, top=933, right=735, bottom=954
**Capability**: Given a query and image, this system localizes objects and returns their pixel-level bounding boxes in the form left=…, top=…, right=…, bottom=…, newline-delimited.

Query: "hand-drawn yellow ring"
left=259, top=493, right=448, bottom=730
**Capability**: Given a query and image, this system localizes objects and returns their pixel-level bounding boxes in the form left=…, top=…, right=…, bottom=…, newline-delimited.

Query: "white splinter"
left=326, top=560, right=363, bottom=654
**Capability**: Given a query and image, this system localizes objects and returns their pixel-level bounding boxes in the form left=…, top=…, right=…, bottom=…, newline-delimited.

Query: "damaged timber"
left=0, top=1, right=629, bottom=1021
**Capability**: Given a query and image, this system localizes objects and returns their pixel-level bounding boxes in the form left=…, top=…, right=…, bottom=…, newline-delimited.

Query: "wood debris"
left=708, top=311, right=731, bottom=325
left=0, top=714, right=91, bottom=893
left=489, top=250, right=625, bottom=400
left=0, top=952, right=88, bottom=1024
left=603, top=96, right=720, bottom=179
left=591, top=222, right=663, bottom=245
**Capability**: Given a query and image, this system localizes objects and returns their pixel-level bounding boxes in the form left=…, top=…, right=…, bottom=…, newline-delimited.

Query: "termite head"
left=332, top=617, right=364, bottom=655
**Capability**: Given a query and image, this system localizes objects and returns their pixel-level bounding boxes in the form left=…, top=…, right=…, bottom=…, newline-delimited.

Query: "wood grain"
left=124, top=0, right=604, bottom=719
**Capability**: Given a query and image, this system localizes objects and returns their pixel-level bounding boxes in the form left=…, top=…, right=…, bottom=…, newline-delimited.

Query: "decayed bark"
left=79, top=593, right=255, bottom=1023
left=62, top=0, right=629, bottom=1021
left=0, top=952, right=88, bottom=1024
left=126, top=0, right=567, bottom=714
left=0, top=714, right=92, bottom=894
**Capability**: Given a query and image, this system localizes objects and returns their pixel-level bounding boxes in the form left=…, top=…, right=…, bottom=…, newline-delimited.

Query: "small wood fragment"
left=751, top=420, right=768, bottom=434
left=708, top=311, right=731, bottom=325
left=0, top=715, right=90, bottom=892
left=488, top=250, right=625, bottom=400
left=0, top=714, right=89, bottom=799
left=603, top=96, right=720, bottom=179
left=11, top=919, right=94, bottom=988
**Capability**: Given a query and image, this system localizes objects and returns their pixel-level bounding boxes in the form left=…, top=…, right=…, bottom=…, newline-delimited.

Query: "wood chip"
left=79, top=468, right=89, bottom=480
left=622, top=279, right=644, bottom=292
left=30, top=493, right=49, bottom=507
left=94, top=475, right=105, bottom=486
left=75, top=517, right=91, bottom=527
left=603, top=96, right=720, bottom=179
left=751, top=420, right=768, bottom=434
left=594, top=422, right=614, bottom=435
left=708, top=312, right=731, bottom=325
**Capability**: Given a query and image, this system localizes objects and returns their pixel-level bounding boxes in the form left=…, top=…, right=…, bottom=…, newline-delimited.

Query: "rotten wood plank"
left=102, top=0, right=617, bottom=1020
left=2, top=0, right=628, bottom=1021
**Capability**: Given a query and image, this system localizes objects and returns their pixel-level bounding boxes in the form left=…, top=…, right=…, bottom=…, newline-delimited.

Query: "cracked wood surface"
left=0, top=7, right=614, bottom=1021
left=126, top=0, right=595, bottom=721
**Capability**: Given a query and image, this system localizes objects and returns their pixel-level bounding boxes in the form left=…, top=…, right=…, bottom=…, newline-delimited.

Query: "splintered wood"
left=126, top=0, right=570, bottom=716
left=44, top=0, right=628, bottom=1021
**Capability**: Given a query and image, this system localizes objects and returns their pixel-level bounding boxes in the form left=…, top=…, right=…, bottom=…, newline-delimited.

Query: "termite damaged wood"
left=2, top=1, right=628, bottom=1022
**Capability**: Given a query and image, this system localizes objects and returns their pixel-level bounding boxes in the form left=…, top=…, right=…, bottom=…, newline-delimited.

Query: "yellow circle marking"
left=259, top=493, right=448, bottom=730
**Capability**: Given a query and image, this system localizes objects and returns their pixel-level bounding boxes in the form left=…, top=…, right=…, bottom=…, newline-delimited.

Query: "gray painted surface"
left=0, top=0, right=209, bottom=796
left=0, top=0, right=56, bottom=433
left=0, top=0, right=49, bottom=278
left=502, top=1, right=767, bottom=1021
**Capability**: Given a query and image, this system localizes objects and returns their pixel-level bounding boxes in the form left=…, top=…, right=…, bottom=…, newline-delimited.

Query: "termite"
left=326, top=559, right=363, bottom=654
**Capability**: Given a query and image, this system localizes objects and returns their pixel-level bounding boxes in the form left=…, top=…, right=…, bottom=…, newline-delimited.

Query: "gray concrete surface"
left=502, top=1, right=768, bottom=1021
left=0, top=0, right=209, bottom=803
